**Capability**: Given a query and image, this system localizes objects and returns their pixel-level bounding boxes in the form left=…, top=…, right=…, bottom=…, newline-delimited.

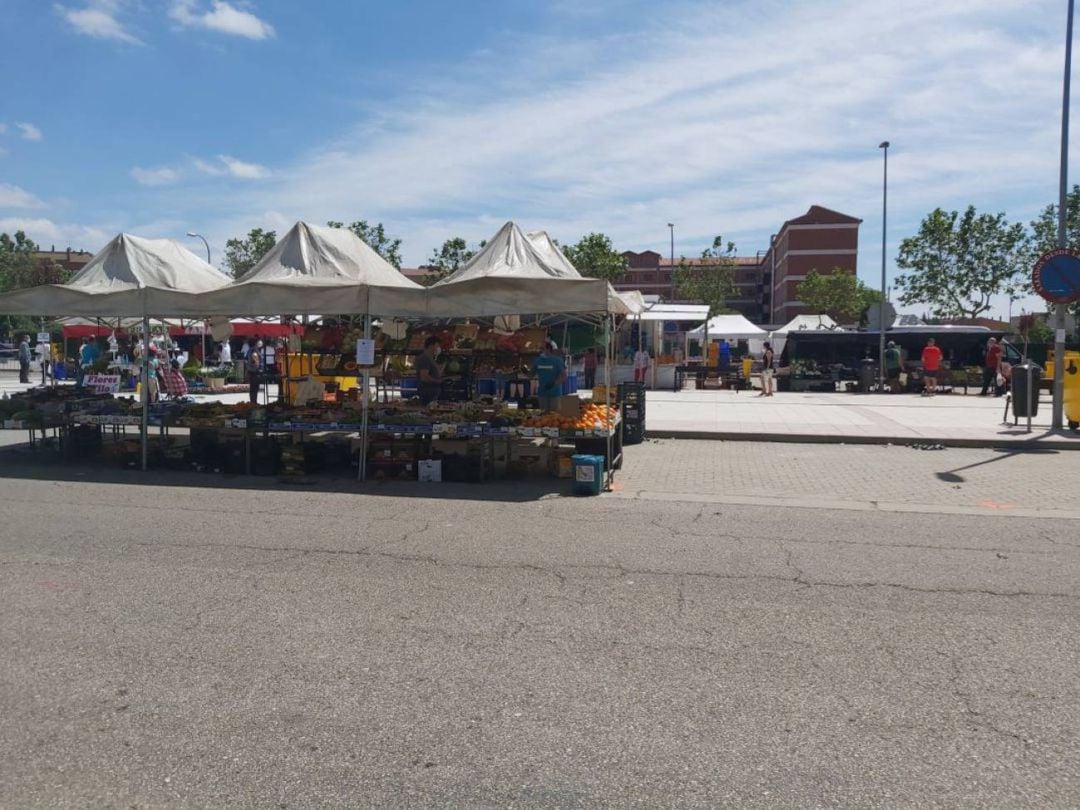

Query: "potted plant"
left=200, top=366, right=230, bottom=391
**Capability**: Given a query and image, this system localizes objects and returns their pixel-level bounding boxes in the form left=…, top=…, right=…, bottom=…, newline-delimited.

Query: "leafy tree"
left=1027, top=184, right=1080, bottom=319
left=672, top=236, right=737, bottom=316
left=328, top=220, right=402, bottom=269
left=0, top=231, right=69, bottom=334
left=895, top=206, right=1026, bottom=319
left=223, top=228, right=276, bottom=280
left=562, top=232, right=627, bottom=281
left=796, top=269, right=883, bottom=324
left=423, top=237, right=477, bottom=286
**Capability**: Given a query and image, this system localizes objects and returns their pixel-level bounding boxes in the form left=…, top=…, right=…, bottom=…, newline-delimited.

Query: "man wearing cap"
left=533, top=339, right=566, bottom=412
left=884, top=340, right=903, bottom=393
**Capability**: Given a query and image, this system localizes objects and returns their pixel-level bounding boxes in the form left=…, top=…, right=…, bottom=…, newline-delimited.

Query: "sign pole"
left=1054, top=0, right=1075, bottom=429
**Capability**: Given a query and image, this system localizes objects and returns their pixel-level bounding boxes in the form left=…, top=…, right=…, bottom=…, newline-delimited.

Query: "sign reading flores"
left=1032, top=248, right=1080, bottom=304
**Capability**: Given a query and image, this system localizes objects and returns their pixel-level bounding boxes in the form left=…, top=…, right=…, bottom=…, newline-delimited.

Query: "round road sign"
left=1032, top=248, right=1080, bottom=304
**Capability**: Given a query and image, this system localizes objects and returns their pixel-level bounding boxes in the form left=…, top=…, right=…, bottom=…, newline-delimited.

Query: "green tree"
left=1027, top=184, right=1080, bottom=318
left=223, top=228, right=276, bottom=280
left=672, top=236, right=737, bottom=316
left=328, top=220, right=403, bottom=269
left=796, top=269, right=883, bottom=324
left=424, top=237, right=477, bottom=286
left=562, top=232, right=627, bottom=281
left=0, top=231, right=69, bottom=333
left=895, top=206, right=1026, bottom=319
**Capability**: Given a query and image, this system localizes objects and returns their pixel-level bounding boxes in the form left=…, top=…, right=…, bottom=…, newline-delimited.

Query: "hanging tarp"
left=192, top=222, right=423, bottom=317
left=0, top=234, right=229, bottom=317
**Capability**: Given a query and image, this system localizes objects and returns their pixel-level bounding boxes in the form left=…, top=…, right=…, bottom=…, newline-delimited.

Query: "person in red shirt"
left=921, top=338, right=943, bottom=397
left=980, top=337, right=1003, bottom=396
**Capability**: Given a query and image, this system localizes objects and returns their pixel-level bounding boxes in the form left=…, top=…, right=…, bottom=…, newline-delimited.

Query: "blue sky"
left=1, top=0, right=1076, bottom=318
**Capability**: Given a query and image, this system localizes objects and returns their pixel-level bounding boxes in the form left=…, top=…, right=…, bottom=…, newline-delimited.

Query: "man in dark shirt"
left=416, top=336, right=443, bottom=405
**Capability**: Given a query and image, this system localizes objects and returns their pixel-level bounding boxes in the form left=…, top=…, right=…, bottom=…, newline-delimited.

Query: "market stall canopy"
left=775, top=314, right=842, bottom=333
left=631, top=302, right=709, bottom=323
left=686, top=313, right=768, bottom=339
left=0, top=234, right=229, bottom=317
left=525, top=229, right=641, bottom=315
left=426, top=221, right=610, bottom=316
left=192, top=221, right=423, bottom=317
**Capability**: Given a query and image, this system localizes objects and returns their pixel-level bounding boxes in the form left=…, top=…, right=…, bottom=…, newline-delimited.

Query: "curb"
left=645, top=429, right=1080, bottom=451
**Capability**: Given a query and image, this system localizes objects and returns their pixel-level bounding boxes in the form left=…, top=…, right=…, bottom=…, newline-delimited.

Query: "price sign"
left=356, top=339, right=376, bottom=367
left=37, top=332, right=50, bottom=343
left=83, top=374, right=121, bottom=393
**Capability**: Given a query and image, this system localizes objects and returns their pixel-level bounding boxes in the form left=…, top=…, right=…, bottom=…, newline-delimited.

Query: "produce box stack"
left=279, top=443, right=305, bottom=477
left=617, top=382, right=645, bottom=445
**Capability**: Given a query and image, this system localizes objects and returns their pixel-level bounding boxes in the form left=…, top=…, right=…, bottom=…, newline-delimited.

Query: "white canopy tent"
left=426, top=222, right=612, bottom=317
left=686, top=314, right=767, bottom=340
left=0, top=234, right=229, bottom=317
left=192, top=221, right=423, bottom=317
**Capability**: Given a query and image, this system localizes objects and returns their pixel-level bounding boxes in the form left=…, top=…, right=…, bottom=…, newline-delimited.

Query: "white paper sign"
left=37, top=332, right=50, bottom=343
left=356, top=339, right=376, bottom=366
left=1057, top=329, right=1067, bottom=343
left=84, top=373, right=121, bottom=393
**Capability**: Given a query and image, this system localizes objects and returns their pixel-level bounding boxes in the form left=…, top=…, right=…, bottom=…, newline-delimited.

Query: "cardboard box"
left=557, top=396, right=582, bottom=418
left=418, top=459, right=442, bottom=482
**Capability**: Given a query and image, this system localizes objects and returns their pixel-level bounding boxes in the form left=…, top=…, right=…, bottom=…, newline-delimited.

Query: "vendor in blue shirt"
left=532, top=339, right=566, bottom=412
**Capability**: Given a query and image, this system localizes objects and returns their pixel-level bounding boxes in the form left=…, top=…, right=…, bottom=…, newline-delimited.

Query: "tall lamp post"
left=667, top=222, right=675, bottom=303
left=186, top=232, right=211, bottom=365
left=878, top=141, right=890, bottom=393
left=1053, top=0, right=1074, bottom=429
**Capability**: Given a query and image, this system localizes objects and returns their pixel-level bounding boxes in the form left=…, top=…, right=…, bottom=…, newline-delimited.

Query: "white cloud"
left=131, top=166, right=180, bottom=186
left=195, top=154, right=270, bottom=179
left=169, top=1, right=274, bottom=40
left=0, top=184, right=47, bottom=210
left=15, top=122, right=43, bottom=141
left=56, top=2, right=143, bottom=45
left=0, top=217, right=112, bottom=252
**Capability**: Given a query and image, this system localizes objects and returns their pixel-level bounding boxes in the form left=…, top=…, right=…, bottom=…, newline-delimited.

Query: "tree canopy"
left=0, top=231, right=70, bottom=333
left=894, top=206, right=1026, bottom=319
left=424, top=237, right=478, bottom=286
left=223, top=228, right=276, bottom=280
left=796, top=269, right=882, bottom=325
left=672, top=236, right=737, bottom=317
left=562, top=233, right=627, bottom=281
left=328, top=220, right=403, bottom=269
left=1028, top=184, right=1080, bottom=318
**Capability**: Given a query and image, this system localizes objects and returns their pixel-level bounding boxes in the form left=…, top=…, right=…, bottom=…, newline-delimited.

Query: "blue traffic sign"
left=1033, top=248, right=1080, bottom=304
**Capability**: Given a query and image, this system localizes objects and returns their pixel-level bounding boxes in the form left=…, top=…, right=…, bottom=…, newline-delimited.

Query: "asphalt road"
left=0, top=455, right=1078, bottom=807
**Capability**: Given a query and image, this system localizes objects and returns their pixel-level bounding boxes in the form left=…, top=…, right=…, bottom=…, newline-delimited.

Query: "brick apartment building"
left=31, top=248, right=94, bottom=273
left=617, top=205, right=861, bottom=325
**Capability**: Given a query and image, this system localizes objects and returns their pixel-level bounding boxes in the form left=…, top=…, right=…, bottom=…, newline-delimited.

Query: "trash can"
left=618, top=381, right=645, bottom=445
left=571, top=454, right=604, bottom=496
left=1011, top=362, right=1042, bottom=419
left=859, top=358, right=878, bottom=393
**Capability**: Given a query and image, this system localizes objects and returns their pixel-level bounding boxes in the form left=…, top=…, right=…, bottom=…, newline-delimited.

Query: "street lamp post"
left=1053, top=0, right=1074, bottom=429
left=186, top=232, right=211, bottom=365
left=667, top=223, right=675, bottom=302
left=878, top=141, right=890, bottom=393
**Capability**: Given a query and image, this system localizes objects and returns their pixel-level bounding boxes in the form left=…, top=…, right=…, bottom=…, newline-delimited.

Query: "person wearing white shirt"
left=219, top=341, right=232, bottom=364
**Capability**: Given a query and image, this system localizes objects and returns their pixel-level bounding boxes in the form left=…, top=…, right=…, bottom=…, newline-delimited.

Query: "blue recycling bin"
left=571, top=454, right=604, bottom=496
left=53, top=362, right=67, bottom=380
left=476, top=377, right=498, bottom=397
left=561, top=372, right=579, bottom=395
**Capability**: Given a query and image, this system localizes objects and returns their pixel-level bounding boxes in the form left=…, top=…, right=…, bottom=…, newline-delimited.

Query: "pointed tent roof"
left=774, top=314, right=842, bottom=333
left=425, top=222, right=610, bottom=316
left=686, top=313, right=768, bottom=340
left=193, top=222, right=423, bottom=316
left=524, top=230, right=582, bottom=278
left=0, top=234, right=229, bottom=317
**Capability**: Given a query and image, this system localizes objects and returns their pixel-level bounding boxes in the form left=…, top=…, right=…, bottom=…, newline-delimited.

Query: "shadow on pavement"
left=935, top=444, right=1061, bottom=484
left=0, top=444, right=580, bottom=503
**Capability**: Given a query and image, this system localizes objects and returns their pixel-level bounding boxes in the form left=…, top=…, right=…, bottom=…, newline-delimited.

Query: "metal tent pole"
left=1053, top=0, right=1075, bottom=429
left=360, top=314, right=371, bottom=481
left=605, top=313, right=614, bottom=491
left=140, top=312, right=150, bottom=472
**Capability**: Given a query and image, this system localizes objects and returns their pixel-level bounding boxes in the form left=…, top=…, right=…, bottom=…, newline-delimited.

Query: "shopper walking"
left=884, top=340, right=903, bottom=393
left=758, top=341, right=776, bottom=397
left=18, top=335, right=31, bottom=383
left=247, top=347, right=263, bottom=405
left=633, top=346, right=650, bottom=385
left=921, top=338, right=942, bottom=397
left=979, top=337, right=1003, bottom=396
left=582, top=347, right=598, bottom=390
